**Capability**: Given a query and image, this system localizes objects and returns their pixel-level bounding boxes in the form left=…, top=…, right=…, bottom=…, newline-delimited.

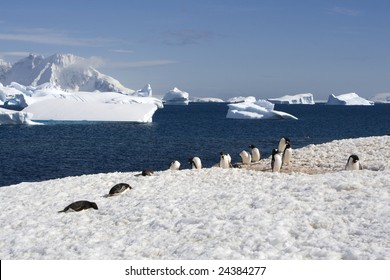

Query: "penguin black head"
left=90, top=202, right=99, bottom=210
left=249, top=144, right=256, bottom=149
left=286, top=143, right=291, bottom=149
left=272, top=148, right=278, bottom=156
left=349, top=154, right=359, bottom=163
left=283, top=137, right=290, bottom=144
left=188, top=157, right=194, bottom=164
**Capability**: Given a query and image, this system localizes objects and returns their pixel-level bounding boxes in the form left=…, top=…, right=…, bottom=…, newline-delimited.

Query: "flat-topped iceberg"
left=227, top=96, right=256, bottom=103
left=162, top=87, right=190, bottom=105
left=0, top=107, right=40, bottom=125
left=226, top=99, right=298, bottom=120
left=369, top=93, right=390, bottom=104
left=268, top=93, right=315, bottom=104
left=0, top=83, right=162, bottom=124
left=326, top=92, right=374, bottom=106
left=23, top=99, right=158, bottom=123
left=190, top=97, right=225, bottom=103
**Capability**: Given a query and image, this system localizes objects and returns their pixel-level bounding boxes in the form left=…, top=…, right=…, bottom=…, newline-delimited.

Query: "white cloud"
left=0, top=28, right=117, bottom=47
left=0, top=51, right=31, bottom=59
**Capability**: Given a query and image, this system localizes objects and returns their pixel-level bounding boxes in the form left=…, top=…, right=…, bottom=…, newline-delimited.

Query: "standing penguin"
left=188, top=157, right=202, bottom=169
left=271, top=148, right=282, bottom=172
left=282, top=143, right=292, bottom=166
left=278, top=137, right=290, bottom=155
left=219, top=152, right=232, bottom=168
left=239, top=150, right=252, bottom=165
left=169, top=160, right=181, bottom=170
left=345, top=154, right=363, bottom=170
left=249, top=144, right=261, bottom=162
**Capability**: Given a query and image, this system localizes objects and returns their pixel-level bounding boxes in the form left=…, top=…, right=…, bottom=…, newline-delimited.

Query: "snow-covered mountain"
left=0, top=53, right=134, bottom=94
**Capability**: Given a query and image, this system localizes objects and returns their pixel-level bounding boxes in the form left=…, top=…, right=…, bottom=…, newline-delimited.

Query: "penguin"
left=249, top=144, right=261, bottom=162
left=271, top=148, right=282, bottom=172
left=108, top=183, right=132, bottom=196
left=169, top=160, right=181, bottom=170
left=278, top=137, right=290, bottom=155
left=282, top=143, right=292, bottom=166
left=345, top=154, right=363, bottom=170
left=219, top=152, right=232, bottom=168
left=58, top=200, right=98, bottom=213
left=239, top=150, right=252, bottom=165
left=188, top=157, right=202, bottom=169
left=135, top=168, right=154, bottom=176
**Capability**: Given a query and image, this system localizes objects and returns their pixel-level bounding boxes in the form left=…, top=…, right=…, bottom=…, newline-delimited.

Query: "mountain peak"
left=0, top=53, right=134, bottom=94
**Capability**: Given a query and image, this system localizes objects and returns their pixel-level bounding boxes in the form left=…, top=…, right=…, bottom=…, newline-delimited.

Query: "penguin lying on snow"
left=135, top=168, right=154, bottom=176
left=345, top=154, right=363, bottom=170
left=108, top=183, right=132, bottom=196
left=58, top=200, right=98, bottom=213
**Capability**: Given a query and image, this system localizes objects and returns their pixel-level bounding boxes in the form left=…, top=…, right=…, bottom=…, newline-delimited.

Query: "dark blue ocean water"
left=1, top=103, right=389, bottom=187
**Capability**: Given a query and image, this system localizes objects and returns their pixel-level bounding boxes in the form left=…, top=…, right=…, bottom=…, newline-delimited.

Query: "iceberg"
left=190, top=97, right=225, bottom=103
left=23, top=99, right=158, bottom=123
left=227, top=96, right=256, bottom=103
left=226, top=99, right=298, bottom=120
left=326, top=92, right=374, bottom=106
left=133, top=84, right=152, bottom=97
left=268, top=93, right=315, bottom=104
left=0, top=107, right=40, bottom=125
left=162, top=87, right=190, bottom=105
left=0, top=83, right=162, bottom=123
left=369, top=93, right=390, bottom=104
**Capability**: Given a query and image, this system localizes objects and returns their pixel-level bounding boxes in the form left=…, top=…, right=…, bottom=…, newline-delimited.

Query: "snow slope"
left=0, top=135, right=388, bottom=260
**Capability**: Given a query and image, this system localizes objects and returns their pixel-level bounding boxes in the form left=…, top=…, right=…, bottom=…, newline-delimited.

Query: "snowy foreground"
left=0, top=136, right=389, bottom=260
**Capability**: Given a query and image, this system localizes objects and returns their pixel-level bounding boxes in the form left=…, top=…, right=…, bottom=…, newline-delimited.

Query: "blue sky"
left=1, top=0, right=389, bottom=100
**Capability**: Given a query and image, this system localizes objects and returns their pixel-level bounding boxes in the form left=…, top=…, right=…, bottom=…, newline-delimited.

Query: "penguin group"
left=59, top=136, right=363, bottom=213
left=271, top=137, right=292, bottom=172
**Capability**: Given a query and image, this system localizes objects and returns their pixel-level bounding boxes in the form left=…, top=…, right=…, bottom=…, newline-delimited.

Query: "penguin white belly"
left=282, top=148, right=292, bottom=166
left=252, top=148, right=261, bottom=162
left=272, top=154, right=282, bottom=172
left=346, top=161, right=361, bottom=170
left=192, top=157, right=202, bottom=169
left=219, top=156, right=230, bottom=169
left=240, top=150, right=251, bottom=165
left=170, top=160, right=181, bottom=170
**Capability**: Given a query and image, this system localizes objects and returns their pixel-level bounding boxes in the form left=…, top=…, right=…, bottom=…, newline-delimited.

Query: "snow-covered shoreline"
left=0, top=136, right=389, bottom=260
